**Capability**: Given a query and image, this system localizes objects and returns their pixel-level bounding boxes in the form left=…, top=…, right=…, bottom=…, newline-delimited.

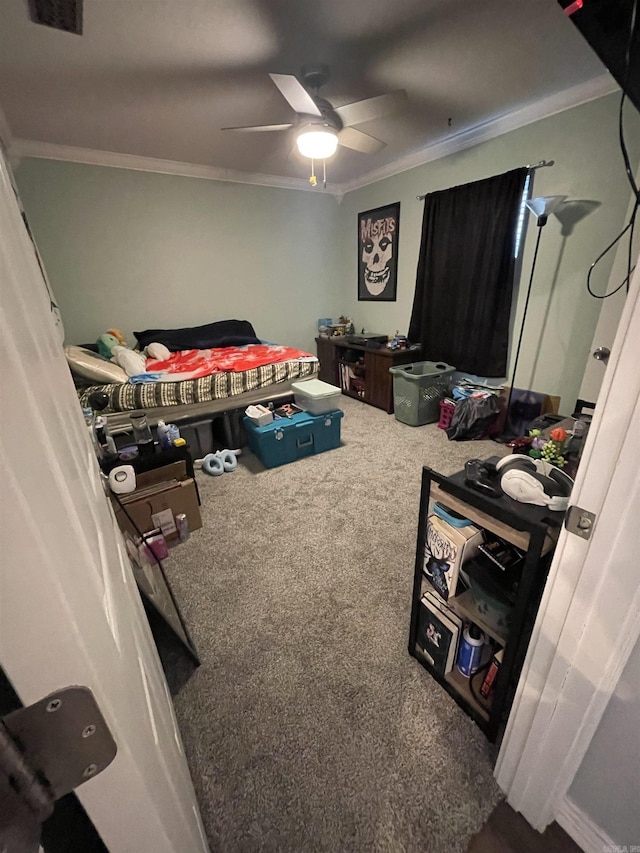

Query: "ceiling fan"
left=222, top=65, right=407, bottom=167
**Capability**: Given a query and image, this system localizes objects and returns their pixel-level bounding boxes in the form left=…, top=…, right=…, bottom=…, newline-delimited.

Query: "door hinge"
left=0, top=686, right=117, bottom=853
left=565, top=505, right=596, bottom=540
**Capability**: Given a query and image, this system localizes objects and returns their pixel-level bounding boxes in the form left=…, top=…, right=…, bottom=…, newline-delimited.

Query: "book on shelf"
left=423, top=514, right=483, bottom=602
left=338, top=362, right=361, bottom=393
left=415, top=592, right=462, bottom=676
left=273, top=402, right=304, bottom=419
left=426, top=586, right=462, bottom=613
left=423, top=588, right=463, bottom=637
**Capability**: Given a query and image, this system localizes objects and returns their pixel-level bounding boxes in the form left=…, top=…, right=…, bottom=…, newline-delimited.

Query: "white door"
left=0, top=151, right=209, bottom=851
left=495, top=254, right=640, bottom=831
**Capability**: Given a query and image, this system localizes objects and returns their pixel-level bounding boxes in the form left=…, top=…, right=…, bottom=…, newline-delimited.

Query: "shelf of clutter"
left=408, top=466, right=564, bottom=743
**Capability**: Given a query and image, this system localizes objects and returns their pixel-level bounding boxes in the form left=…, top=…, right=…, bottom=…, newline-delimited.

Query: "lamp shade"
left=296, top=128, right=338, bottom=159
left=525, top=195, right=567, bottom=225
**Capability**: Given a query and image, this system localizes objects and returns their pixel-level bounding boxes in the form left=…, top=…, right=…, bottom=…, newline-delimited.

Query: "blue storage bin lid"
left=244, top=409, right=343, bottom=434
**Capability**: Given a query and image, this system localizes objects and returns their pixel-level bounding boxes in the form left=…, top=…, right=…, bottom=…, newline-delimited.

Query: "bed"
left=68, top=319, right=319, bottom=436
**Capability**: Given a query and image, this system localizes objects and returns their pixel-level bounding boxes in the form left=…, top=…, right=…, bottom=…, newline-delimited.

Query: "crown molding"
left=9, top=138, right=341, bottom=195
left=9, top=74, right=618, bottom=198
left=338, top=74, right=619, bottom=196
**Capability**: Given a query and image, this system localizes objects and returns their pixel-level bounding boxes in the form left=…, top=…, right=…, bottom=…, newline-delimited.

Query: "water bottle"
left=157, top=420, right=172, bottom=450
left=130, top=411, right=154, bottom=458
left=457, top=624, right=484, bottom=677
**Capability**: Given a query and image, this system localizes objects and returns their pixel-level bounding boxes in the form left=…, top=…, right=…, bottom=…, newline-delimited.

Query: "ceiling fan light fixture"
left=296, top=128, right=338, bottom=159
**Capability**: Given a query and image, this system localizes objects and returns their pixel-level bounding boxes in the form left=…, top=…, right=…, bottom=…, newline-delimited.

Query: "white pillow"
left=65, top=346, right=128, bottom=384
left=111, top=346, right=147, bottom=377
left=145, top=341, right=171, bottom=361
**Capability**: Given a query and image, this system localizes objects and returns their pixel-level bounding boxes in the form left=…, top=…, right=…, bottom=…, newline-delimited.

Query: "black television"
left=558, top=0, right=640, bottom=112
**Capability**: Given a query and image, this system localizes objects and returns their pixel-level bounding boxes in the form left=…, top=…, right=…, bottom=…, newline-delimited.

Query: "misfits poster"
left=357, top=202, right=400, bottom=301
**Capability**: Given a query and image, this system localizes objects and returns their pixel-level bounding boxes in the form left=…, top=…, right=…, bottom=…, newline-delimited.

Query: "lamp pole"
left=502, top=194, right=566, bottom=438
left=503, top=223, right=544, bottom=437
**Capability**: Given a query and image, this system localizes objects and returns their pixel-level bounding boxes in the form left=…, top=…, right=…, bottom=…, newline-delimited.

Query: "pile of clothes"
left=443, top=379, right=503, bottom=441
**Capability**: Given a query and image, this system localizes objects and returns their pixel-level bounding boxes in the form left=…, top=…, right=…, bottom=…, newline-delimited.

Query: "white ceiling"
left=0, top=0, right=615, bottom=192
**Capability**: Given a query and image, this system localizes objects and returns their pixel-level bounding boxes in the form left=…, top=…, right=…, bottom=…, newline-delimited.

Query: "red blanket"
left=146, top=343, right=316, bottom=381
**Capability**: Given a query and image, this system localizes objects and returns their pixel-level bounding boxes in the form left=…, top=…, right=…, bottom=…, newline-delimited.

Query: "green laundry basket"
left=389, top=361, right=456, bottom=425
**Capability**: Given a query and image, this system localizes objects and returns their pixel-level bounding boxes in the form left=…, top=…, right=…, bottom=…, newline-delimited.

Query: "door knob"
left=592, top=346, right=610, bottom=363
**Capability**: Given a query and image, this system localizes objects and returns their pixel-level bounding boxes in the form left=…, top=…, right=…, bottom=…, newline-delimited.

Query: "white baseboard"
left=556, top=796, right=616, bottom=853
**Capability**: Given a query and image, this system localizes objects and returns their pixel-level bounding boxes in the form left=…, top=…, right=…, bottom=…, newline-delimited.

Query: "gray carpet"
left=166, top=396, right=504, bottom=852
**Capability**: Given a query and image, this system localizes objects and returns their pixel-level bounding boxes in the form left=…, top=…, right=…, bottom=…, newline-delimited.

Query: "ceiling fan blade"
left=338, top=127, right=386, bottom=154
left=269, top=73, right=322, bottom=117
left=334, top=90, right=407, bottom=127
left=221, top=123, right=293, bottom=132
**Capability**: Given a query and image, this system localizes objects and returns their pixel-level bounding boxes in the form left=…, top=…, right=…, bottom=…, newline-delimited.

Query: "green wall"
left=15, top=93, right=639, bottom=410
left=15, top=161, right=341, bottom=353
left=337, top=93, right=640, bottom=409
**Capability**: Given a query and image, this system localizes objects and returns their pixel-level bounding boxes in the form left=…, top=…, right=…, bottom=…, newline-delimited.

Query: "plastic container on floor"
left=438, top=399, right=456, bottom=430
left=292, top=378, right=342, bottom=415
left=244, top=409, right=343, bottom=468
left=177, top=419, right=215, bottom=458
left=389, top=361, right=456, bottom=426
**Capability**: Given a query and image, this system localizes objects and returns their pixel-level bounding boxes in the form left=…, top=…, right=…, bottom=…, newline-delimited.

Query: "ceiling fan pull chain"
left=323, top=158, right=327, bottom=190
left=309, top=157, right=317, bottom=187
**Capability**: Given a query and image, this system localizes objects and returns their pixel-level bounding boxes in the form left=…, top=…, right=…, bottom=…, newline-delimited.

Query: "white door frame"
left=495, top=260, right=640, bottom=830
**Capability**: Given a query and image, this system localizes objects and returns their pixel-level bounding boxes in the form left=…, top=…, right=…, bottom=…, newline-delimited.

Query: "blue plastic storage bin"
left=243, top=409, right=343, bottom=468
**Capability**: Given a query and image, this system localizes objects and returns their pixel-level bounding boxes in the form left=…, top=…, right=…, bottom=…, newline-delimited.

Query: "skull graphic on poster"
left=358, top=203, right=400, bottom=300
left=362, top=231, right=393, bottom=295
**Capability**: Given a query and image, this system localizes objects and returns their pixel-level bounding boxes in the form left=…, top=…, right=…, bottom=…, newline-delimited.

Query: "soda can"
left=176, top=513, right=190, bottom=543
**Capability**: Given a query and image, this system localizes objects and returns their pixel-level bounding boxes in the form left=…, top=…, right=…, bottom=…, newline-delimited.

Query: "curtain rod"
left=415, top=159, right=554, bottom=200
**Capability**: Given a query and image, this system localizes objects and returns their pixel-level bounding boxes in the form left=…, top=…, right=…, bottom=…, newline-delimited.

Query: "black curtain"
left=408, top=168, right=527, bottom=376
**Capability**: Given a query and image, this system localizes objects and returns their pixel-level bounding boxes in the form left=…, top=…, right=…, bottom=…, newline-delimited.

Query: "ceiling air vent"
left=28, top=0, right=83, bottom=35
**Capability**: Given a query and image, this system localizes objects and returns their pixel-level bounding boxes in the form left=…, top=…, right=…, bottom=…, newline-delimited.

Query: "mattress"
left=79, top=358, right=318, bottom=415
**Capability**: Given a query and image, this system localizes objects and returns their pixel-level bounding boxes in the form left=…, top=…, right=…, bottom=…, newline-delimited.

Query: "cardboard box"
left=134, top=461, right=186, bottom=490
left=112, top=461, right=202, bottom=542
left=492, top=388, right=562, bottom=437
left=423, top=515, right=483, bottom=602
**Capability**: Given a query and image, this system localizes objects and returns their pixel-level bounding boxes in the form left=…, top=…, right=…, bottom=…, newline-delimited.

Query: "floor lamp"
left=503, top=195, right=567, bottom=437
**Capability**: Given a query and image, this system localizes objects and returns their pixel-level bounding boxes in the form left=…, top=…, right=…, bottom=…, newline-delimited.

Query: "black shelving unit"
left=409, top=465, right=565, bottom=743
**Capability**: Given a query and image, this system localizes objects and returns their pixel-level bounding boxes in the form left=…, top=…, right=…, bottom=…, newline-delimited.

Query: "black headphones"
left=495, top=454, right=574, bottom=511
